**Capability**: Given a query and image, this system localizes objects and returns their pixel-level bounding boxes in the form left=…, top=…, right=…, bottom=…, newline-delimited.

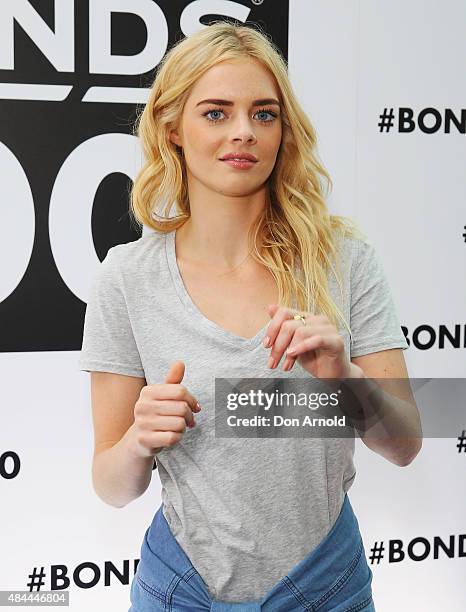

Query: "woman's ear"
left=169, top=128, right=182, bottom=148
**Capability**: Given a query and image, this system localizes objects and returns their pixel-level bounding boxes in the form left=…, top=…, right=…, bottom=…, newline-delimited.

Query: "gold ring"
left=293, top=314, right=307, bottom=325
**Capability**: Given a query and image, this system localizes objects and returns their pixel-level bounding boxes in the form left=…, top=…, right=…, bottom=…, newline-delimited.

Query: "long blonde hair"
left=130, top=21, right=365, bottom=340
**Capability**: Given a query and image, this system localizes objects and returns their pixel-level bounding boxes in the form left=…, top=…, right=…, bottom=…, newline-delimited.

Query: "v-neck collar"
left=165, top=229, right=268, bottom=351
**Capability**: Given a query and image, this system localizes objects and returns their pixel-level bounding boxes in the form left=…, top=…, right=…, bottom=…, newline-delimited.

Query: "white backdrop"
left=1, top=1, right=465, bottom=610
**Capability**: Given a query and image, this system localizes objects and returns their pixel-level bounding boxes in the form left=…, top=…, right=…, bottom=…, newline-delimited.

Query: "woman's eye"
left=204, top=109, right=225, bottom=122
left=255, top=109, right=278, bottom=121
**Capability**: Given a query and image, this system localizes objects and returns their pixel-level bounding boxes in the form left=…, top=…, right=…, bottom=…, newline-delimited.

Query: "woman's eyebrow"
left=196, top=98, right=280, bottom=107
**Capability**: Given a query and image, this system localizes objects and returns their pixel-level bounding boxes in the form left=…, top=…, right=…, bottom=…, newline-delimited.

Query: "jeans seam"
left=136, top=574, right=166, bottom=605
left=281, top=539, right=364, bottom=611
left=310, top=539, right=364, bottom=611
left=343, top=594, right=373, bottom=612
left=279, top=576, right=314, bottom=611
left=166, top=566, right=197, bottom=611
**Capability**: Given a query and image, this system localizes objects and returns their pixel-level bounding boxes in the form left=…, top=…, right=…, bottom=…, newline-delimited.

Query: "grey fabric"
left=78, top=229, right=408, bottom=602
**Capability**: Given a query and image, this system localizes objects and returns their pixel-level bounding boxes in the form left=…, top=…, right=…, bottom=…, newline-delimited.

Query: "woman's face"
left=169, top=58, right=283, bottom=197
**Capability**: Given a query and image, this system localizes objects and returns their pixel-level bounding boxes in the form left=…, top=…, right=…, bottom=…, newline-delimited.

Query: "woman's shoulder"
left=104, top=229, right=169, bottom=273
left=107, top=230, right=166, bottom=265
left=327, top=220, right=385, bottom=288
left=330, top=219, right=371, bottom=261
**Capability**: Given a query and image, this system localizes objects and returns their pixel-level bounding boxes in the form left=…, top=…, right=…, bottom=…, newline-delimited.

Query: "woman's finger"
left=287, top=333, right=344, bottom=357
left=268, top=320, right=305, bottom=368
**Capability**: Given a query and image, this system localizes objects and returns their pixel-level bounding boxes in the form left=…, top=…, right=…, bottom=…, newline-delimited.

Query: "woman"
left=78, top=21, right=421, bottom=611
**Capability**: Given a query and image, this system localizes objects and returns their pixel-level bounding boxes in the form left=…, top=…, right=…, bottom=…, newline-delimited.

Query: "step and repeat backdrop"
left=1, top=1, right=464, bottom=610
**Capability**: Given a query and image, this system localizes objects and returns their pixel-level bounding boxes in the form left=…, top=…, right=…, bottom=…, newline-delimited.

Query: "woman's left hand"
left=264, top=304, right=362, bottom=380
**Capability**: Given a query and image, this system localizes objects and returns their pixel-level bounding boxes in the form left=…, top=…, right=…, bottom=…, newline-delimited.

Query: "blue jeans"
left=129, top=493, right=375, bottom=611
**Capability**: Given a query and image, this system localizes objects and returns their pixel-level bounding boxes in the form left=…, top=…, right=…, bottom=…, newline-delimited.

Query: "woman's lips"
left=220, top=159, right=257, bottom=169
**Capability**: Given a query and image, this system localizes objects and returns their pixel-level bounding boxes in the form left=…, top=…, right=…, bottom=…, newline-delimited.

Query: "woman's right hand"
left=130, top=361, right=201, bottom=459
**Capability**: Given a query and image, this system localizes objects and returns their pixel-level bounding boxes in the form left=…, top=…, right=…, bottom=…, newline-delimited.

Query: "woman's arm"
left=349, top=348, right=423, bottom=466
left=90, top=371, right=155, bottom=508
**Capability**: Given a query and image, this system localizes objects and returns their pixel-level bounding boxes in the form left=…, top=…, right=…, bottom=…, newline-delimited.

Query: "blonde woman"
left=79, top=21, right=421, bottom=611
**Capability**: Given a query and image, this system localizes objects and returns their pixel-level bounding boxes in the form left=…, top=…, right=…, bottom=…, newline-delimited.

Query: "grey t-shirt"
left=78, top=228, right=408, bottom=602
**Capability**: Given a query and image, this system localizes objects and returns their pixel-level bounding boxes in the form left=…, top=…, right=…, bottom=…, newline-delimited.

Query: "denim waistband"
left=262, top=493, right=367, bottom=610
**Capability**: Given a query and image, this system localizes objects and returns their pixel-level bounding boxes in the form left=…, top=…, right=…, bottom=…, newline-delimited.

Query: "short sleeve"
left=349, top=238, right=408, bottom=358
left=77, top=247, right=146, bottom=378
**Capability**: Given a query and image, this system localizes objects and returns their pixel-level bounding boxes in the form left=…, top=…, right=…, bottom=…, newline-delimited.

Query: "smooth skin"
left=91, top=58, right=420, bottom=508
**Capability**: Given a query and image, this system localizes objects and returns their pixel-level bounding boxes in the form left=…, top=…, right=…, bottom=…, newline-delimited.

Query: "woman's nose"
left=231, top=119, right=256, bottom=143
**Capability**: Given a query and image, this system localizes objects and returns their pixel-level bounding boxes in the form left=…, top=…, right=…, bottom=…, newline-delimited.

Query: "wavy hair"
left=129, top=20, right=365, bottom=340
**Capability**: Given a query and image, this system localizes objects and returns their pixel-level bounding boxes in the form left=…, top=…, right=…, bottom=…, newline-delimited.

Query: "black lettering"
left=445, top=108, right=466, bottom=134
left=408, top=537, right=430, bottom=561
left=412, top=325, right=436, bottom=350
left=433, top=535, right=455, bottom=559
left=389, top=539, right=405, bottom=562
left=399, top=108, right=415, bottom=133
left=418, top=108, right=441, bottom=134
left=74, top=562, right=100, bottom=588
